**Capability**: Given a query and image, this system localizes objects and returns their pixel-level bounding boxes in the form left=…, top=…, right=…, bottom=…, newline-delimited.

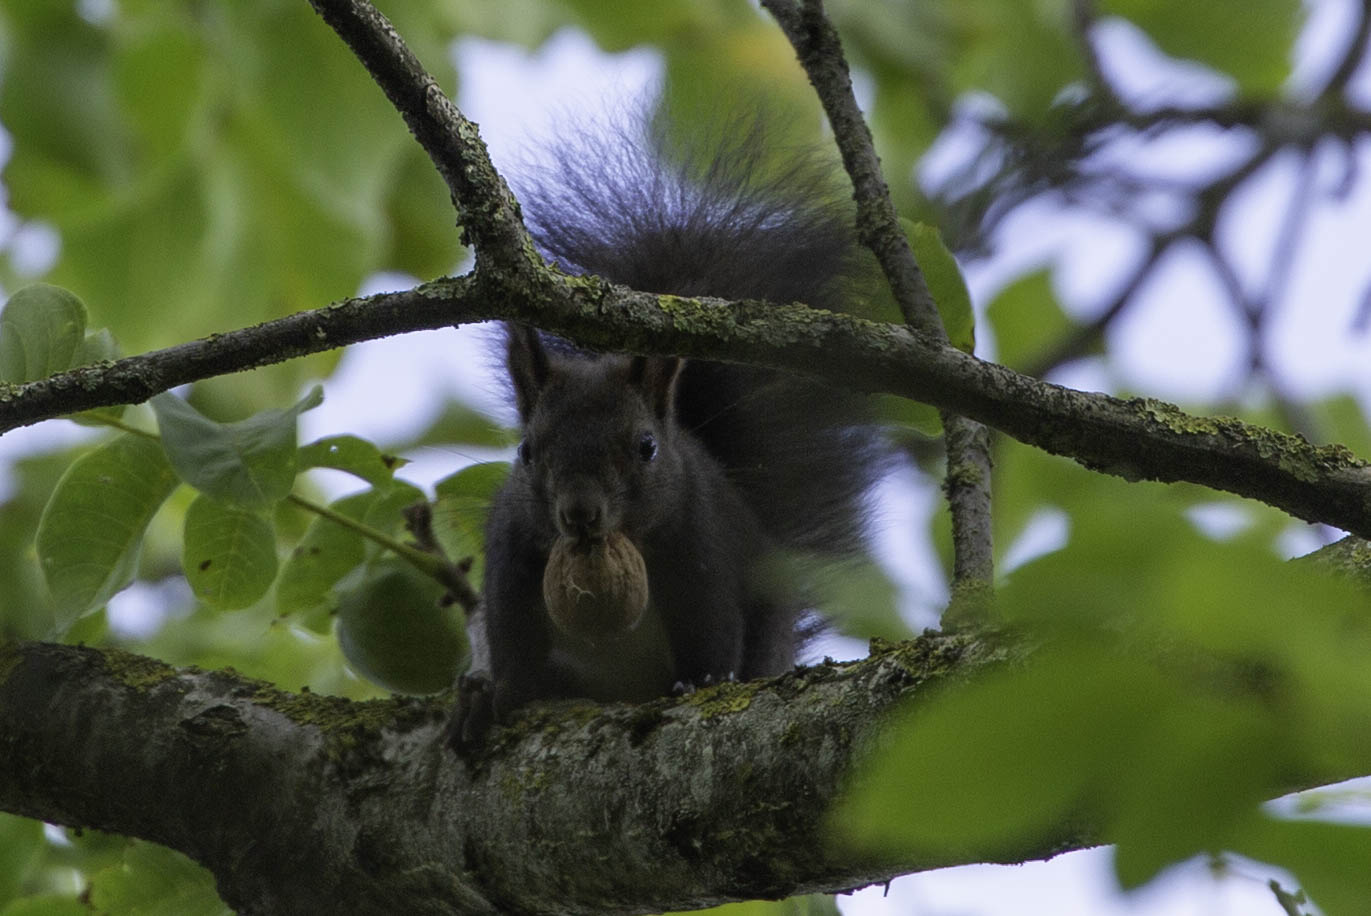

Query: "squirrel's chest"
left=546, top=601, right=675, bottom=703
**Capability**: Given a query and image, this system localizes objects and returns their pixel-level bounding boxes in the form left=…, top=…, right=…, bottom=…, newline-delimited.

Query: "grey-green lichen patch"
left=944, top=457, right=987, bottom=490
left=255, top=688, right=440, bottom=751
left=498, top=767, right=543, bottom=803
left=485, top=698, right=603, bottom=755
left=687, top=680, right=758, bottom=720
left=650, top=292, right=737, bottom=343
left=73, top=365, right=107, bottom=392
left=1240, top=420, right=1365, bottom=482
left=942, top=578, right=996, bottom=631
left=1295, top=535, right=1371, bottom=588
left=1135, top=398, right=1368, bottom=482
left=1135, top=397, right=1224, bottom=437
left=103, top=648, right=182, bottom=691
left=870, top=629, right=1008, bottom=686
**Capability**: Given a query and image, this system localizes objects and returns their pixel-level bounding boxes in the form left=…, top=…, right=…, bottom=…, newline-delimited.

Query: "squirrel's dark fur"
left=449, top=113, right=882, bottom=749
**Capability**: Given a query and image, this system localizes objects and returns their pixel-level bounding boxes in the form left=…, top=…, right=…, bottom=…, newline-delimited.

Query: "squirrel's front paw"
left=445, top=673, right=495, bottom=754
left=671, top=671, right=737, bottom=695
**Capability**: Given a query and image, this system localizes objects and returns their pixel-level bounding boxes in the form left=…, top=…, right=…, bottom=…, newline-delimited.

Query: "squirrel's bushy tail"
left=518, top=111, right=882, bottom=555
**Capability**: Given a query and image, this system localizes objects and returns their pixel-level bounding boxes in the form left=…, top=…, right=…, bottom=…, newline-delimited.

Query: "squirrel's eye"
left=638, top=432, right=658, bottom=462
left=517, top=439, right=533, bottom=464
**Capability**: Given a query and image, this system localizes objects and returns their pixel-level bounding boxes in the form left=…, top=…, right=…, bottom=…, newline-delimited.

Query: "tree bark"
left=1, top=634, right=1062, bottom=915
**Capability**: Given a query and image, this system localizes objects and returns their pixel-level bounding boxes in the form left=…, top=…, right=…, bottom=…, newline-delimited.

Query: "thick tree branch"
left=0, top=636, right=1058, bottom=915
left=0, top=641, right=468, bottom=914
left=6, top=529, right=1369, bottom=915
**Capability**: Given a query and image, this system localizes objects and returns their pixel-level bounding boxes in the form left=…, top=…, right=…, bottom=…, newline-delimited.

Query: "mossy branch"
left=5, top=274, right=1369, bottom=538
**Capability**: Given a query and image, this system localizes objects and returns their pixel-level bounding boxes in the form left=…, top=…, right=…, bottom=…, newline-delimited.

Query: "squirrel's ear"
left=628, top=356, right=683, bottom=421
left=506, top=323, right=549, bottom=421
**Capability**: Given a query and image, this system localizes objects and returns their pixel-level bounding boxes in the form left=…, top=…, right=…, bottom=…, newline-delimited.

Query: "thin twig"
left=1256, top=153, right=1319, bottom=328
left=402, top=501, right=480, bottom=613
left=759, top=0, right=938, bottom=334
left=1268, top=879, right=1312, bottom=916
left=1202, top=242, right=1317, bottom=438
left=1070, top=0, right=1113, bottom=101
left=1020, top=136, right=1281, bottom=378
left=304, top=0, right=531, bottom=273
left=1318, top=0, right=1371, bottom=101
left=761, top=0, right=996, bottom=607
left=1023, top=231, right=1173, bottom=379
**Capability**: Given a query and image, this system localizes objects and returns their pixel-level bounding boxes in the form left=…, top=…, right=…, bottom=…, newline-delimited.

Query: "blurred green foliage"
left=3, top=0, right=1367, bottom=913
left=840, top=499, right=1371, bottom=905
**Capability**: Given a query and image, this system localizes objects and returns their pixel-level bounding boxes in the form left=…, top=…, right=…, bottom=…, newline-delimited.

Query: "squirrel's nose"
left=556, top=491, right=606, bottom=541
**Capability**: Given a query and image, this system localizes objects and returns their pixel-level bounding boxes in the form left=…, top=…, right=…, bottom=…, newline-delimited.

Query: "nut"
left=542, top=531, right=649, bottom=639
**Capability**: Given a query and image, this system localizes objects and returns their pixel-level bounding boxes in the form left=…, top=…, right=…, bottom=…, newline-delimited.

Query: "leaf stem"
left=284, top=492, right=445, bottom=580
left=90, top=413, right=158, bottom=439
left=86, top=412, right=453, bottom=588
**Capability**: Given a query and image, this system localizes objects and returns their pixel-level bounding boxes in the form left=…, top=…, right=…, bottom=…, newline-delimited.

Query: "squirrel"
left=448, top=113, right=884, bottom=750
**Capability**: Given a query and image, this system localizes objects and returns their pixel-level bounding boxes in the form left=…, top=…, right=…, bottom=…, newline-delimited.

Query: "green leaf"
left=1101, top=0, right=1300, bottom=95
left=0, top=450, right=70, bottom=640
left=382, top=145, right=467, bottom=278
left=276, top=492, right=376, bottom=620
left=69, top=327, right=128, bottom=425
left=904, top=220, right=975, bottom=353
left=0, top=814, right=43, bottom=904
left=949, top=0, right=1084, bottom=121
left=1110, top=698, right=1281, bottom=888
left=0, top=4, right=127, bottom=222
left=336, top=559, right=467, bottom=695
left=0, top=284, right=88, bottom=383
left=298, top=434, right=406, bottom=487
left=876, top=396, right=943, bottom=442
left=88, top=841, right=231, bottom=916
left=567, top=0, right=755, bottom=52
left=0, top=898, right=89, bottom=916
left=151, top=387, right=322, bottom=507
left=848, top=491, right=1371, bottom=887
left=64, top=607, right=110, bottom=647
left=356, top=481, right=428, bottom=541
left=36, top=433, right=179, bottom=633
left=75, top=327, right=120, bottom=365
left=0, top=1, right=461, bottom=407
left=663, top=897, right=841, bottom=916
left=432, top=462, right=509, bottom=589
left=1308, top=394, right=1371, bottom=460
left=836, top=647, right=1177, bottom=857
left=1234, top=818, right=1371, bottom=916
left=766, top=553, right=910, bottom=643
left=276, top=481, right=426, bottom=622
left=985, top=269, right=1080, bottom=370
left=437, top=0, right=561, bottom=45
left=182, top=494, right=278, bottom=610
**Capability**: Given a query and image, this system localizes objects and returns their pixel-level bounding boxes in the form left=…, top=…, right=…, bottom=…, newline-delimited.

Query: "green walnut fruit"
left=542, top=532, right=649, bottom=640
left=337, top=560, right=468, bottom=694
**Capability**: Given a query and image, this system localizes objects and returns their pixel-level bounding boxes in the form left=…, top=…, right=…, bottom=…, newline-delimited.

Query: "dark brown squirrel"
left=448, top=114, right=884, bottom=750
